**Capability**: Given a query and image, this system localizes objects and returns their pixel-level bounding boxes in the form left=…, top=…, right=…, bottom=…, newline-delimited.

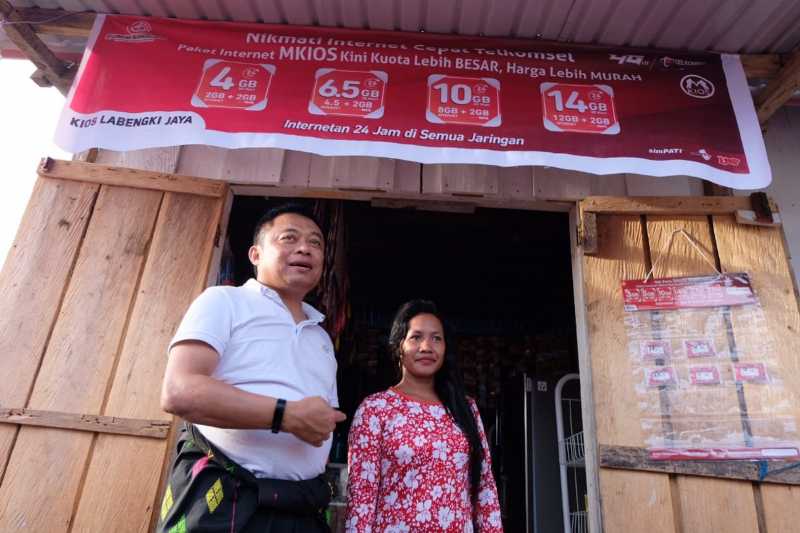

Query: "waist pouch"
left=156, top=423, right=331, bottom=533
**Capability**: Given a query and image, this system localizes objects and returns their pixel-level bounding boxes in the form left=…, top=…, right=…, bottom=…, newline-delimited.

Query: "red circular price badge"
left=308, top=69, right=387, bottom=119
left=192, top=59, right=275, bottom=111
left=540, top=83, right=619, bottom=135
left=426, top=75, right=501, bottom=127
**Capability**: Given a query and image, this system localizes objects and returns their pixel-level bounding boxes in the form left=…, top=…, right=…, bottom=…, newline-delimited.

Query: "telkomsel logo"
left=106, top=19, right=163, bottom=43
left=128, top=21, right=152, bottom=34
left=680, top=75, right=715, bottom=99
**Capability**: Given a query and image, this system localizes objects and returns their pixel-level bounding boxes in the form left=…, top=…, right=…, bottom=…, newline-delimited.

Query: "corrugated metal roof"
left=8, top=0, right=800, bottom=54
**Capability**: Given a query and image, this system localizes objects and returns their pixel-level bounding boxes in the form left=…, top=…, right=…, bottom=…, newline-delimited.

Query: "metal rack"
left=555, top=374, right=587, bottom=533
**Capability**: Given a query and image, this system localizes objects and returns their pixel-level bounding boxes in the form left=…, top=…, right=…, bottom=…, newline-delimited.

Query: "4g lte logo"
left=608, top=54, right=650, bottom=66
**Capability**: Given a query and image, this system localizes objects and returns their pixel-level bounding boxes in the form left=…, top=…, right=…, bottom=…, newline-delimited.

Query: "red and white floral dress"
left=345, top=388, right=503, bottom=532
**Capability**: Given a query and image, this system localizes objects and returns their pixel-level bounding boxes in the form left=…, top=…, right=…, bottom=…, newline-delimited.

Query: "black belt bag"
left=156, top=423, right=331, bottom=533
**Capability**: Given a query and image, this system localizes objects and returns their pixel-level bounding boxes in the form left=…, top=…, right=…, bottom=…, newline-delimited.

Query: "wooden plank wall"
left=0, top=159, right=225, bottom=531
left=583, top=212, right=800, bottom=532
left=89, top=146, right=704, bottom=201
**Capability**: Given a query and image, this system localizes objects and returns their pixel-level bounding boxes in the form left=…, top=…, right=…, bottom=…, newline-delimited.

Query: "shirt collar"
left=244, top=278, right=325, bottom=324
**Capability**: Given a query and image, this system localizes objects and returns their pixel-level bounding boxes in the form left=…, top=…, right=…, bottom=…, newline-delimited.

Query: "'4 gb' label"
left=192, top=60, right=275, bottom=111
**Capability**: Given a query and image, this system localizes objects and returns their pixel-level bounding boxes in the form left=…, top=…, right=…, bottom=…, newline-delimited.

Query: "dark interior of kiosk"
left=224, top=196, right=586, bottom=533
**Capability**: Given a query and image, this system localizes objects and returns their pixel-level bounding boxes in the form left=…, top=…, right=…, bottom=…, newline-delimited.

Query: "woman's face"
left=400, top=313, right=446, bottom=379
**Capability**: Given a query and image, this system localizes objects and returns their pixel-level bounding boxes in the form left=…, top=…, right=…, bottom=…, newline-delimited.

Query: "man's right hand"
left=283, top=396, right=347, bottom=447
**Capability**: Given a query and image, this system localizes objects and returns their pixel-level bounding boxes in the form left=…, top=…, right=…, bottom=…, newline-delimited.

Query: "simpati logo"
left=128, top=21, right=152, bottom=34
left=680, top=75, right=715, bottom=99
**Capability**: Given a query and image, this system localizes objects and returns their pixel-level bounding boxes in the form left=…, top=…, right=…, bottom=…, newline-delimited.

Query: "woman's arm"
left=470, top=401, right=504, bottom=532
left=344, top=400, right=384, bottom=532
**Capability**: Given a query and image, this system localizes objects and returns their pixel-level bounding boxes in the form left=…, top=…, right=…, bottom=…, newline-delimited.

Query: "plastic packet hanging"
left=621, top=272, right=800, bottom=461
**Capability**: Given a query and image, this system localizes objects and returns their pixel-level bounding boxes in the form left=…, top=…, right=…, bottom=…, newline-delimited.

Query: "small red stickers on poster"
left=622, top=273, right=757, bottom=311
left=540, top=83, right=619, bottom=135
left=734, top=362, right=769, bottom=384
left=640, top=340, right=671, bottom=359
left=647, top=367, right=677, bottom=387
left=192, top=60, right=275, bottom=111
left=690, top=365, right=721, bottom=385
left=308, top=69, right=387, bottom=119
left=426, top=75, right=501, bottom=127
left=685, top=339, right=716, bottom=358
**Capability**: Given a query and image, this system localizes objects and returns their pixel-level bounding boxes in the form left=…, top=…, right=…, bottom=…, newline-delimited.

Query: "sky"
left=0, top=59, right=70, bottom=266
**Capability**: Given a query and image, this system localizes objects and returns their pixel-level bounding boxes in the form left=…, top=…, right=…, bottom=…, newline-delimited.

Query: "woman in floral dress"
left=345, top=300, right=503, bottom=532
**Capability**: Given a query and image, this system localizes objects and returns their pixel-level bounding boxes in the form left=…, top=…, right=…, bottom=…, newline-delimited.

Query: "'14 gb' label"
left=541, top=83, right=619, bottom=134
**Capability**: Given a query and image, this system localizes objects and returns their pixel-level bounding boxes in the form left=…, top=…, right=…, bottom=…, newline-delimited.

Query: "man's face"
left=249, top=213, right=324, bottom=298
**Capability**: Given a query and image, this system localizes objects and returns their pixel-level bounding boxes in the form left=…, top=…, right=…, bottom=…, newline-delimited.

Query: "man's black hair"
left=252, top=202, right=322, bottom=246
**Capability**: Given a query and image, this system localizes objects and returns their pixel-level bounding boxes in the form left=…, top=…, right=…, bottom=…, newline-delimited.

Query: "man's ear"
left=248, top=245, right=260, bottom=266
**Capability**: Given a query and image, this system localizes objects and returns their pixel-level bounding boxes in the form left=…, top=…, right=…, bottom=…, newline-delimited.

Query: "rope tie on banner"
left=644, top=228, right=723, bottom=283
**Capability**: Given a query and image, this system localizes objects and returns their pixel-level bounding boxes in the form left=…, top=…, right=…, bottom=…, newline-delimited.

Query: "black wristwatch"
left=271, top=398, right=286, bottom=433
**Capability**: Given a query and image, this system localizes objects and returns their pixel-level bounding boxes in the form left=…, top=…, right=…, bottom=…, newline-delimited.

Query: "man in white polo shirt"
left=158, top=203, right=345, bottom=533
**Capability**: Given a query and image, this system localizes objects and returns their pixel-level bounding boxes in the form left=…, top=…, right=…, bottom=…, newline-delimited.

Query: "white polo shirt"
left=169, top=278, right=338, bottom=480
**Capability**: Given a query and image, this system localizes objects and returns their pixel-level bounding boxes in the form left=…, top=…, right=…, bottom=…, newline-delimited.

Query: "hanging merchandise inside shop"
left=221, top=195, right=587, bottom=532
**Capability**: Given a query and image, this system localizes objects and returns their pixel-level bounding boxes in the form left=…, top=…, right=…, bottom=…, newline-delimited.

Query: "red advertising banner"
left=56, top=15, right=770, bottom=188
left=622, top=273, right=757, bottom=311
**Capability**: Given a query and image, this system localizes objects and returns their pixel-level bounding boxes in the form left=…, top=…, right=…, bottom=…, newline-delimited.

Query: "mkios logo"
left=680, top=75, right=715, bottom=99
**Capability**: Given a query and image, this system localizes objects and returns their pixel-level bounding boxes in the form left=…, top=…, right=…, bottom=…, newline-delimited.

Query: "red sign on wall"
left=57, top=15, right=771, bottom=188
left=622, top=273, right=756, bottom=311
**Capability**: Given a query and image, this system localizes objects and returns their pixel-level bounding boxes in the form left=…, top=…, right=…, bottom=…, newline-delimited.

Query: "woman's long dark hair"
left=388, top=300, right=483, bottom=504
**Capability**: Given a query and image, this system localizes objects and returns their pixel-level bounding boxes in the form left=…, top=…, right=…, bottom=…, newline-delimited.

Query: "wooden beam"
left=17, top=7, right=94, bottom=38
left=756, top=48, right=800, bottom=125
left=230, top=183, right=572, bottom=212
left=579, top=211, right=598, bottom=254
left=0, top=1, right=76, bottom=95
left=580, top=195, right=778, bottom=216
left=12, top=7, right=783, bottom=81
left=37, top=158, right=228, bottom=198
left=600, top=445, right=800, bottom=485
left=0, top=408, right=170, bottom=439
left=741, top=54, right=782, bottom=79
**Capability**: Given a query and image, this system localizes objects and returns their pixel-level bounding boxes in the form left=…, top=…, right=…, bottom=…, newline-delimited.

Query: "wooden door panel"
left=0, top=162, right=226, bottom=532
left=72, top=191, right=224, bottom=532
left=582, top=202, right=799, bottom=532
left=0, top=178, right=98, bottom=482
left=0, top=184, right=162, bottom=530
